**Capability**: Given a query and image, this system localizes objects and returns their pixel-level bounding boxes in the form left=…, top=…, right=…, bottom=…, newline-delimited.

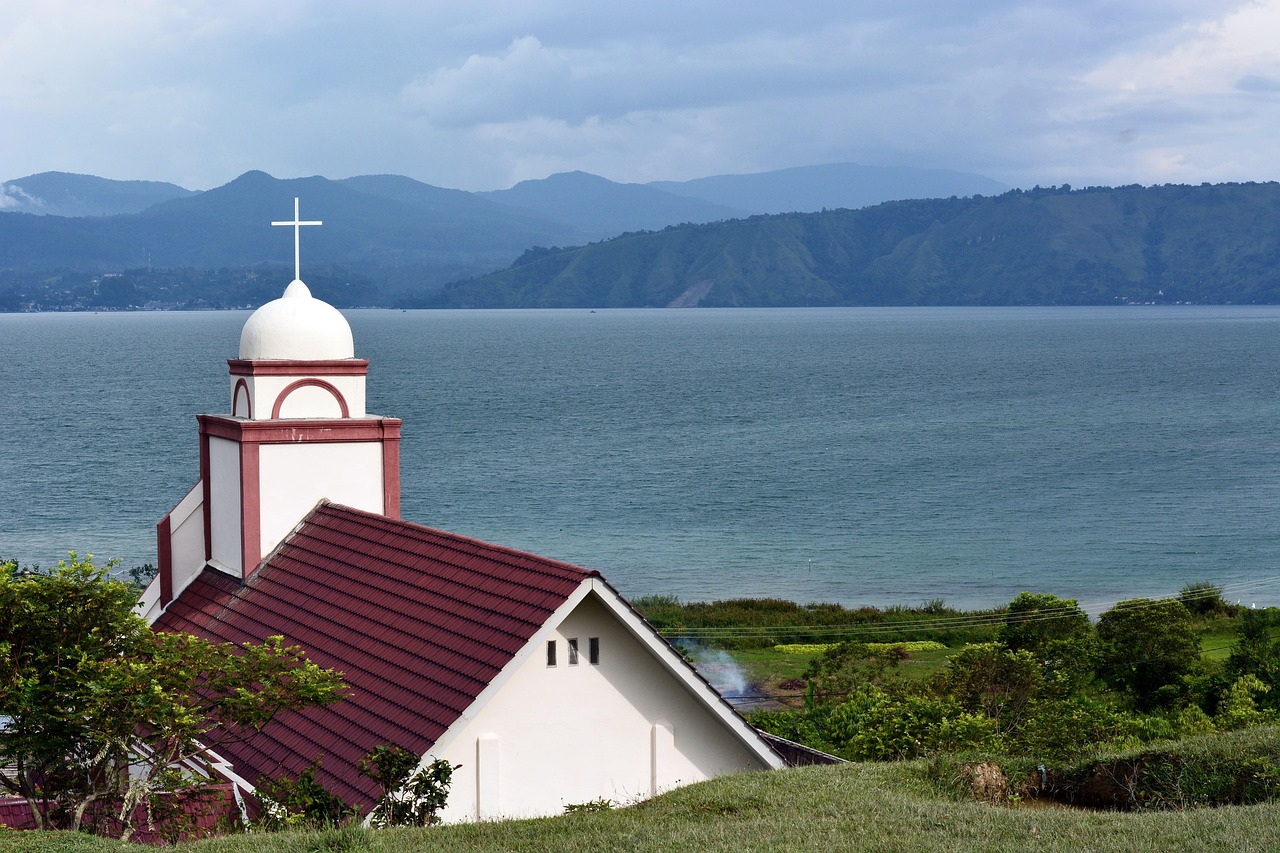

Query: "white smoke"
left=680, top=638, right=750, bottom=703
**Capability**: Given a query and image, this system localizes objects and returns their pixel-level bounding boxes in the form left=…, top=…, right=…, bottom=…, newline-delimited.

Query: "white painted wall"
left=208, top=437, right=242, bottom=575
left=231, top=374, right=367, bottom=421
left=168, top=482, right=206, bottom=601
left=432, top=591, right=771, bottom=822
left=256, top=442, right=383, bottom=559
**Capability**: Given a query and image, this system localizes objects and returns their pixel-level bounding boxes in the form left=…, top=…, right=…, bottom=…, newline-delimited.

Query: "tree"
left=802, top=642, right=906, bottom=704
left=1227, top=608, right=1280, bottom=709
left=1096, top=598, right=1200, bottom=710
left=0, top=555, right=346, bottom=839
left=936, top=642, right=1043, bottom=736
left=998, top=592, right=1096, bottom=690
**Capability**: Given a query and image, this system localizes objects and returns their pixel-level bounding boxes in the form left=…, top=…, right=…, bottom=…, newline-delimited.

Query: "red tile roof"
left=153, top=501, right=597, bottom=808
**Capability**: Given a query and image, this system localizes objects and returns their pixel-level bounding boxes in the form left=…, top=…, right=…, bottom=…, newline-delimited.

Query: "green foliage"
left=936, top=643, right=1043, bottom=735
left=1227, top=608, right=1280, bottom=709
left=1012, top=695, right=1131, bottom=758
left=1096, top=598, right=1201, bottom=710
left=1214, top=675, right=1276, bottom=731
left=773, top=641, right=946, bottom=655
left=1179, top=581, right=1233, bottom=616
left=253, top=761, right=355, bottom=831
left=802, top=642, right=907, bottom=704
left=0, top=554, right=346, bottom=839
left=562, top=798, right=613, bottom=814
left=358, top=746, right=456, bottom=827
left=998, top=592, right=1096, bottom=689
left=632, top=596, right=1001, bottom=650
left=1045, top=726, right=1280, bottom=810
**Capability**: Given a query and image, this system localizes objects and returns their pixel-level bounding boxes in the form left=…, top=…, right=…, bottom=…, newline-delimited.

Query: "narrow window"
left=589, top=637, right=600, bottom=665
left=546, top=640, right=557, bottom=667
left=568, top=637, right=579, bottom=665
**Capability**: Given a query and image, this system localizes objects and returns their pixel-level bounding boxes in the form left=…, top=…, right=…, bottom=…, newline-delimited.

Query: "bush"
left=1046, top=727, right=1280, bottom=809
left=1178, top=581, right=1233, bottom=616
left=253, top=761, right=355, bottom=830
left=1096, top=598, right=1200, bottom=709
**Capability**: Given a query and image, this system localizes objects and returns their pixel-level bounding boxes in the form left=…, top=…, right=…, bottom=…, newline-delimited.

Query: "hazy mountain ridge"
left=0, top=172, right=196, bottom=217
left=6, top=168, right=1279, bottom=311
left=0, top=163, right=1016, bottom=309
left=480, top=171, right=749, bottom=241
left=648, top=162, right=1009, bottom=214
left=429, top=183, right=1280, bottom=308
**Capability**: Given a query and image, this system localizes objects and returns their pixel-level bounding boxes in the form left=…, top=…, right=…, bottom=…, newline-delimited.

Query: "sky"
left=3, top=0, right=1279, bottom=193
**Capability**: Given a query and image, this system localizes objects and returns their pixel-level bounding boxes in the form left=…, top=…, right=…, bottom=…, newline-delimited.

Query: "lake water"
left=4, top=306, right=1280, bottom=613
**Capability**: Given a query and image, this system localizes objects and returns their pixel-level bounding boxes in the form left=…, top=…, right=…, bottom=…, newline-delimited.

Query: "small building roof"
left=153, top=501, right=598, bottom=807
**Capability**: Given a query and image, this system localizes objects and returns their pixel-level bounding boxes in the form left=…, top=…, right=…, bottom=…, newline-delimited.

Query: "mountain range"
left=5, top=168, right=1279, bottom=311
left=429, top=182, right=1280, bottom=309
left=0, top=163, right=1008, bottom=273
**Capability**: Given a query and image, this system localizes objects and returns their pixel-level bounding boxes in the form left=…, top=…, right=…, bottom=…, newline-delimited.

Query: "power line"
left=656, top=575, right=1280, bottom=641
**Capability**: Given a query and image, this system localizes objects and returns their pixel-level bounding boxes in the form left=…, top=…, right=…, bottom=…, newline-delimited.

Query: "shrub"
left=998, top=592, right=1096, bottom=690
left=253, top=761, right=355, bottom=830
left=936, top=643, right=1043, bottom=735
left=358, top=746, right=457, bottom=827
left=1047, top=727, right=1280, bottom=809
left=1096, top=598, right=1200, bottom=710
left=1178, top=581, right=1232, bottom=616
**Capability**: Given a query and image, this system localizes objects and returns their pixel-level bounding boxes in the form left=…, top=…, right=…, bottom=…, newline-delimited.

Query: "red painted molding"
left=270, top=378, right=350, bottom=419
left=199, top=432, right=212, bottom=562
left=199, top=415, right=402, bottom=444
left=228, top=359, right=369, bottom=377
left=383, top=436, right=401, bottom=519
left=232, top=378, right=252, bottom=419
left=240, top=442, right=261, bottom=579
left=157, top=514, right=173, bottom=606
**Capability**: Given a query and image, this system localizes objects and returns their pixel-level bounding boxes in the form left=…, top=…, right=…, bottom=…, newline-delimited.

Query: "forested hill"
left=427, top=183, right=1280, bottom=308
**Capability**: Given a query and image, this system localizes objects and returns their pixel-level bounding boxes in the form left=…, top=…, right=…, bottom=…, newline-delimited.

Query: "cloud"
left=0, top=1, right=1277, bottom=191
left=0, top=184, right=40, bottom=210
left=400, top=36, right=574, bottom=126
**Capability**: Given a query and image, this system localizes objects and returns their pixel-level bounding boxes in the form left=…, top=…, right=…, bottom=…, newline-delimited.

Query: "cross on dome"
left=271, top=197, right=322, bottom=282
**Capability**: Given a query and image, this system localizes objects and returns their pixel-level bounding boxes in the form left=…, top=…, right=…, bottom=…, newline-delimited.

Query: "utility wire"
left=658, top=575, right=1280, bottom=641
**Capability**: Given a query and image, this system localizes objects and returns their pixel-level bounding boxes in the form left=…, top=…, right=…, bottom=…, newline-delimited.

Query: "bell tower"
left=152, top=199, right=401, bottom=610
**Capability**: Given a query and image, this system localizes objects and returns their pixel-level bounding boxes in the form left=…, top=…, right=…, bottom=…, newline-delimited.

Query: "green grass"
left=729, top=643, right=969, bottom=709
left=6, top=762, right=1280, bottom=853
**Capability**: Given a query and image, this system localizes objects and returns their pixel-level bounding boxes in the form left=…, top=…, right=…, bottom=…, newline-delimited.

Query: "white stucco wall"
left=431, top=590, right=772, bottom=822
left=256, top=442, right=384, bottom=559
left=231, top=374, right=367, bottom=420
left=168, top=482, right=206, bottom=600
left=208, top=436, right=242, bottom=575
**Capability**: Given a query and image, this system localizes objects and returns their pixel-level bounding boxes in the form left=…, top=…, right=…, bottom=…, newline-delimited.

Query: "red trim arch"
left=232, top=378, right=252, bottom=419
left=270, top=378, right=350, bottom=420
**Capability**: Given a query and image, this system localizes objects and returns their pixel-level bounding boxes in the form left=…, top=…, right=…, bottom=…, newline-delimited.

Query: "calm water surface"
left=4, top=306, right=1280, bottom=612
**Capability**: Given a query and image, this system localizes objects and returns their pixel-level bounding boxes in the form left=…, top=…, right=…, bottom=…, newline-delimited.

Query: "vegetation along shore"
left=4, top=555, right=1280, bottom=849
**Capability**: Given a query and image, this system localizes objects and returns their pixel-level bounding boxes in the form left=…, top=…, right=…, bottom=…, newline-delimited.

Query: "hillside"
left=4, top=760, right=1277, bottom=852
left=431, top=183, right=1280, bottom=308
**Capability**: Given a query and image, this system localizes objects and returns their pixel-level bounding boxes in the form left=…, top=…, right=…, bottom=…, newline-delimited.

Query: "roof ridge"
left=311, top=501, right=602, bottom=579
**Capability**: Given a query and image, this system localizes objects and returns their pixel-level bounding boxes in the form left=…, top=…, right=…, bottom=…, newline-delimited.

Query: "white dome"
left=238, top=280, right=355, bottom=360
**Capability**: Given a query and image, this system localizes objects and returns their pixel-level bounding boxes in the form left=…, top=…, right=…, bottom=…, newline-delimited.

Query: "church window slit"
left=546, top=640, right=557, bottom=667
left=589, top=637, right=600, bottom=665
left=568, top=637, right=579, bottom=665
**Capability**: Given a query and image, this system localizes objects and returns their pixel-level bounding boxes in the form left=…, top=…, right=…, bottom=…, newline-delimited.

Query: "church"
left=137, top=200, right=786, bottom=822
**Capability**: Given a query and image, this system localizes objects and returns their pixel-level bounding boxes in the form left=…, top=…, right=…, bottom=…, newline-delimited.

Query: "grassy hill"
left=5, top=759, right=1278, bottom=852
